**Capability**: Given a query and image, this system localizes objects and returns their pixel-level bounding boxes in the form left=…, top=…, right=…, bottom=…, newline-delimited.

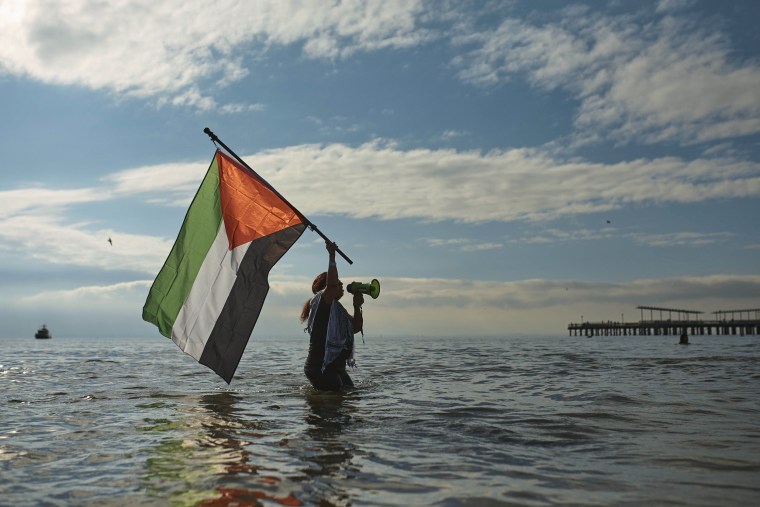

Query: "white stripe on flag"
left=172, top=222, right=251, bottom=360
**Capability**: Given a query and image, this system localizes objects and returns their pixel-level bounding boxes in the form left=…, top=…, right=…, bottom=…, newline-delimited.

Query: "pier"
left=568, top=306, right=760, bottom=337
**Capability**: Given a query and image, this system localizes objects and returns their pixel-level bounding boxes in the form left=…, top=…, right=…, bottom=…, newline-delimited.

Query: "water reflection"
left=141, top=391, right=303, bottom=506
left=299, top=390, right=359, bottom=505
left=198, top=392, right=259, bottom=476
left=198, top=391, right=303, bottom=506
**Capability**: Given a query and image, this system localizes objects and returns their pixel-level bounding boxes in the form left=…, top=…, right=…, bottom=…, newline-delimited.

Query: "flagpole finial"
left=204, top=127, right=219, bottom=144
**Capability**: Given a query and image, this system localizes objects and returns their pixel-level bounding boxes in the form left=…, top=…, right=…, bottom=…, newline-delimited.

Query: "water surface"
left=2, top=334, right=759, bottom=505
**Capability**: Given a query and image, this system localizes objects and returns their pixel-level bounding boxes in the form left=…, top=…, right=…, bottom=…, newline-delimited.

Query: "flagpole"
left=203, top=127, right=353, bottom=265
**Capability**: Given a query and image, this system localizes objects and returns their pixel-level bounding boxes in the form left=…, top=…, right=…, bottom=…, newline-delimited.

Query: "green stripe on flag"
left=142, top=156, right=223, bottom=338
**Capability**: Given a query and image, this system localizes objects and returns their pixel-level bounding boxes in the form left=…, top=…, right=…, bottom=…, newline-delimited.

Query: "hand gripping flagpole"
left=204, top=128, right=353, bottom=265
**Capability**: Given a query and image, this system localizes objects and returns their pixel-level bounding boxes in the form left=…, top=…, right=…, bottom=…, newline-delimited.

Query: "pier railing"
left=568, top=319, right=760, bottom=337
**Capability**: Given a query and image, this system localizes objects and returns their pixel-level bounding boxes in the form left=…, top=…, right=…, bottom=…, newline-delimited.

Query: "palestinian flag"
left=143, top=150, right=306, bottom=383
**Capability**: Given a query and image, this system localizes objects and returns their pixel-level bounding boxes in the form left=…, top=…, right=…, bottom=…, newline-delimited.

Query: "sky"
left=1, top=0, right=759, bottom=340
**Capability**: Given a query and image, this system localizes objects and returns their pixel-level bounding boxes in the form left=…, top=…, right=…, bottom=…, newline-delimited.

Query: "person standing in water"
left=300, top=241, right=364, bottom=391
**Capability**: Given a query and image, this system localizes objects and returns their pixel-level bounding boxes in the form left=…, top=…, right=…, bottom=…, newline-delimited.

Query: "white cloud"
left=21, top=280, right=152, bottom=304
left=1, top=142, right=757, bottom=277
left=104, top=159, right=209, bottom=206
left=455, top=8, right=760, bottom=145
left=0, top=159, right=207, bottom=276
left=0, top=0, right=428, bottom=109
left=0, top=187, right=109, bottom=216
left=219, top=102, right=266, bottom=115
left=0, top=213, right=172, bottom=274
left=373, top=274, right=760, bottom=310
left=507, top=228, right=736, bottom=249
left=216, top=143, right=760, bottom=222
left=509, top=227, right=617, bottom=245
left=462, top=242, right=502, bottom=252
left=655, top=0, right=696, bottom=13
left=86, top=142, right=760, bottom=223
left=441, top=129, right=467, bottom=140
left=424, top=238, right=469, bottom=247
left=6, top=1, right=757, bottom=142
left=424, top=237, right=502, bottom=252
left=1, top=141, right=756, bottom=278
left=631, top=231, right=734, bottom=248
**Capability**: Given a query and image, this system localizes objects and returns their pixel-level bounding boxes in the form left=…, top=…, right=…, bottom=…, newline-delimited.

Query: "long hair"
left=300, top=271, right=328, bottom=323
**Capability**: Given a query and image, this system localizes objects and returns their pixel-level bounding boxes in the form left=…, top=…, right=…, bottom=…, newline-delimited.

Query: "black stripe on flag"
left=200, top=223, right=306, bottom=383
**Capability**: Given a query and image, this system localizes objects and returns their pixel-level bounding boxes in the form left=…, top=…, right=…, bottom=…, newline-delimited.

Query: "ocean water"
left=1, top=334, right=759, bottom=506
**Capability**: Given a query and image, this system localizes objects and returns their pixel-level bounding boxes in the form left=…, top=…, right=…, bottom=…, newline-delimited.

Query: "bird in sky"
left=108, top=237, right=112, bottom=246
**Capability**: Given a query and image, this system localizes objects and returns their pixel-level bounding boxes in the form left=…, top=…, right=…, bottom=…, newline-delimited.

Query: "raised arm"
left=322, top=241, right=341, bottom=305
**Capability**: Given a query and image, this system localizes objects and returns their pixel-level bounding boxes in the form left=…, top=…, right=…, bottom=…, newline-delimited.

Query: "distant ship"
left=35, top=324, right=51, bottom=339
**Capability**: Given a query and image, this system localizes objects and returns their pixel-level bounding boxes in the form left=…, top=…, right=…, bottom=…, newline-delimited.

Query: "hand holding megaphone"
left=346, top=279, right=380, bottom=299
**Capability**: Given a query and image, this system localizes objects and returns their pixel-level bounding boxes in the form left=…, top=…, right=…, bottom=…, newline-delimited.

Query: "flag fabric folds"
left=143, top=150, right=306, bottom=383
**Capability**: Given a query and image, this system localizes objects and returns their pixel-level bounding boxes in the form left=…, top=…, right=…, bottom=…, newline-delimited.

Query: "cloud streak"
left=372, top=274, right=760, bottom=310
left=5, top=141, right=760, bottom=224
left=0, top=213, right=172, bottom=274
left=21, top=280, right=152, bottom=304
left=26, top=273, right=760, bottom=310
left=2, top=140, right=757, bottom=276
left=0, top=0, right=429, bottom=109
left=4, top=0, right=757, bottom=146
left=454, top=7, right=760, bottom=145
left=0, top=187, right=109, bottom=216
left=115, top=142, right=758, bottom=223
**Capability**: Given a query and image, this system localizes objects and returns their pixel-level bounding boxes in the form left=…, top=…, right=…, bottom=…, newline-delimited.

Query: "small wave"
left=593, top=393, right=642, bottom=405
left=135, top=401, right=167, bottom=409
left=146, top=391, right=185, bottom=399
left=438, top=406, right=504, bottom=418
left=651, top=456, right=760, bottom=473
left=78, top=394, right=110, bottom=401
left=434, top=495, right=523, bottom=506
left=562, top=410, right=635, bottom=422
